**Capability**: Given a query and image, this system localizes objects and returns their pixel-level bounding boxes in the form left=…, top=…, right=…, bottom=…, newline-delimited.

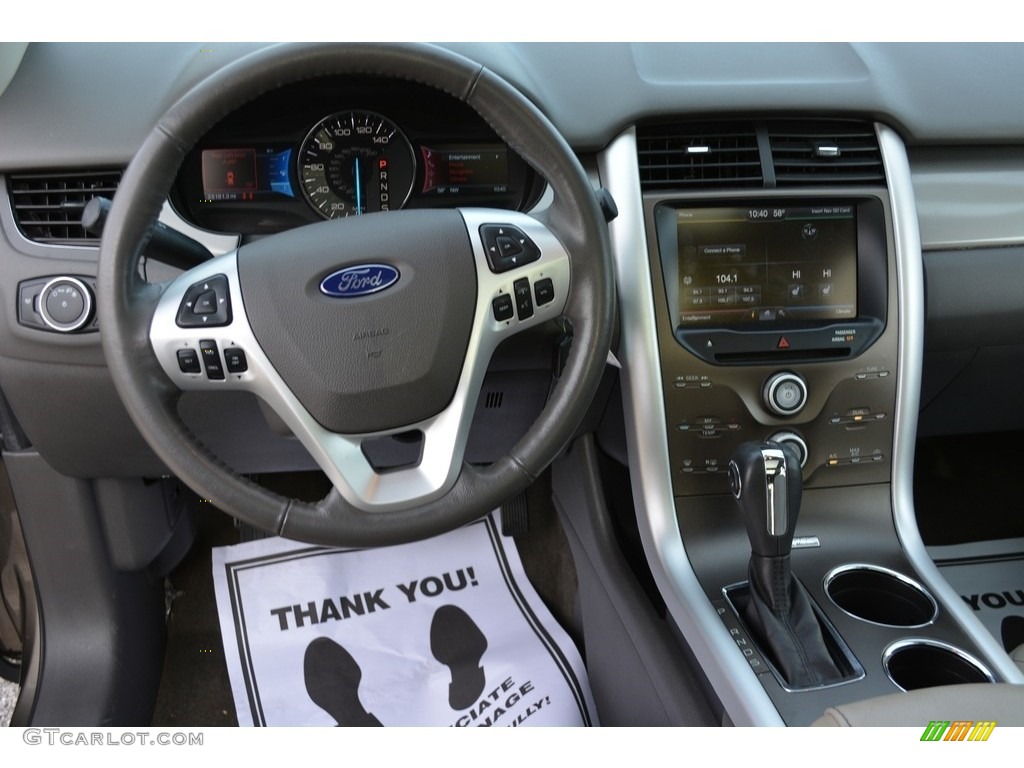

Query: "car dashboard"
left=1, top=42, right=1024, bottom=729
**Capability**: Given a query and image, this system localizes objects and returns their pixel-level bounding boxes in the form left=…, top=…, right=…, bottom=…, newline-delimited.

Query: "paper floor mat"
left=934, top=543, right=1024, bottom=653
left=212, top=514, right=598, bottom=726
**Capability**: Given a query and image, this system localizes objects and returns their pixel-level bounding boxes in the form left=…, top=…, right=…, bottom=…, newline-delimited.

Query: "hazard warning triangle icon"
left=777, top=336, right=791, bottom=350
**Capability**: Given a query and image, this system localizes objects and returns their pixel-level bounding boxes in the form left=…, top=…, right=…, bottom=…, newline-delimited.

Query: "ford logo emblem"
left=319, top=264, right=400, bottom=298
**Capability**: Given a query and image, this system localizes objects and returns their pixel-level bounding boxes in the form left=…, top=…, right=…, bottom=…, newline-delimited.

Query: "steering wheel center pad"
left=239, top=210, right=476, bottom=434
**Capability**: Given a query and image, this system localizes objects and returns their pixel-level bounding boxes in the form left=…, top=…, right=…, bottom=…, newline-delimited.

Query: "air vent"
left=8, top=171, right=121, bottom=245
left=637, top=122, right=762, bottom=190
left=769, top=121, right=883, bottom=186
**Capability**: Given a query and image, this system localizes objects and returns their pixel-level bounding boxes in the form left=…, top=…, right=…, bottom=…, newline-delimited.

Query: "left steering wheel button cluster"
left=480, top=224, right=540, bottom=273
left=199, top=340, right=225, bottom=380
left=176, top=274, right=232, bottom=327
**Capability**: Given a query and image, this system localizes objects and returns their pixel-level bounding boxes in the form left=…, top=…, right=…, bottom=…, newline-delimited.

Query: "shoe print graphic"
left=430, top=604, right=488, bottom=711
left=1001, top=614, right=1024, bottom=652
left=303, top=636, right=382, bottom=727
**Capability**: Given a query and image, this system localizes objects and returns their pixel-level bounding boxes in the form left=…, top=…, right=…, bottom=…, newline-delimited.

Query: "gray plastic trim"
left=598, top=128, right=784, bottom=726
left=912, top=149, right=1024, bottom=250
left=150, top=209, right=568, bottom=512
left=880, top=123, right=1024, bottom=684
left=0, top=44, right=27, bottom=101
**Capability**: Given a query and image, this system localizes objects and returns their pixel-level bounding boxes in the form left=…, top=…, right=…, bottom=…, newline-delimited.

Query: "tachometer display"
left=297, top=110, right=415, bottom=218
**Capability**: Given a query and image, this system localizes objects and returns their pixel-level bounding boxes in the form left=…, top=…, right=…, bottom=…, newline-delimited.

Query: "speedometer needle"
left=354, top=156, right=362, bottom=215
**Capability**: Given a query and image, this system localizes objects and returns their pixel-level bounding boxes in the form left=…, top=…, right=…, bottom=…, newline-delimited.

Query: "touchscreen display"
left=673, top=204, right=857, bottom=325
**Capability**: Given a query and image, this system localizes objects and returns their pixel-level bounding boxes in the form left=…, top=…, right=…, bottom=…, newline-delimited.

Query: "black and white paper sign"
left=938, top=554, right=1024, bottom=653
left=212, top=515, right=598, bottom=727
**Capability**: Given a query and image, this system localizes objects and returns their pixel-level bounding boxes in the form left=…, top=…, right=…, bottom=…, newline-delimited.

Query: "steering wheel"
left=98, top=43, right=613, bottom=547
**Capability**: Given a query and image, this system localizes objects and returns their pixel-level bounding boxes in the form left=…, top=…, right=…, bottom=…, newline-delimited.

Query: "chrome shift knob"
left=729, top=441, right=803, bottom=559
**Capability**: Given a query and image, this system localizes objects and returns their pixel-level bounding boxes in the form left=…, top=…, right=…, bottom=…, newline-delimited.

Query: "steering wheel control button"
left=534, top=278, right=555, bottom=306
left=224, top=347, right=248, bottom=374
left=496, top=235, right=523, bottom=258
left=176, top=348, right=202, bottom=374
left=480, top=224, right=540, bottom=273
left=513, top=278, right=534, bottom=320
left=193, top=290, right=218, bottom=314
left=176, top=274, right=232, bottom=327
left=199, top=340, right=225, bottom=380
left=37, top=276, right=94, bottom=332
left=491, top=294, right=514, bottom=322
left=763, top=371, right=808, bottom=417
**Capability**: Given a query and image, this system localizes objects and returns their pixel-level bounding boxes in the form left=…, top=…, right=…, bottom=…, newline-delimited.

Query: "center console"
left=600, top=122, right=1021, bottom=726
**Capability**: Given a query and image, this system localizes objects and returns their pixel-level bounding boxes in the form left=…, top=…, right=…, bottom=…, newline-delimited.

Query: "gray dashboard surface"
left=2, top=42, right=1024, bottom=168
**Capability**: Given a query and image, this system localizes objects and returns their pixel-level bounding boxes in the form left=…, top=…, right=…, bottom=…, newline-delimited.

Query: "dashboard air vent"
left=769, top=121, right=883, bottom=186
left=637, top=123, right=762, bottom=190
left=8, top=171, right=121, bottom=245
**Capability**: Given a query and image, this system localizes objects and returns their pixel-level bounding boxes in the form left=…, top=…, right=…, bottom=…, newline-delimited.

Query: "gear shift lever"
left=729, top=442, right=800, bottom=559
left=729, top=441, right=844, bottom=688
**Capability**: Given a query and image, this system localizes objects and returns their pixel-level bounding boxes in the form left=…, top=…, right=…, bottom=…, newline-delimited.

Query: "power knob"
left=38, top=277, right=93, bottom=333
left=763, top=371, right=807, bottom=417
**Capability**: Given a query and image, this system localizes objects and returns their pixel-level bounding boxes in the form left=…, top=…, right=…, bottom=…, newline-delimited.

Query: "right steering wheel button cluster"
left=479, top=224, right=540, bottom=273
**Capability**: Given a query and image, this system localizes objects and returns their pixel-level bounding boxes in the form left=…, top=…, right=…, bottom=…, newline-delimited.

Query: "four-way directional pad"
left=479, top=224, right=541, bottom=273
left=176, top=274, right=232, bottom=327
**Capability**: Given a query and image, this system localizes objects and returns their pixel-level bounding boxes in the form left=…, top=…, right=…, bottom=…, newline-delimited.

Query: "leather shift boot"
left=742, top=554, right=844, bottom=688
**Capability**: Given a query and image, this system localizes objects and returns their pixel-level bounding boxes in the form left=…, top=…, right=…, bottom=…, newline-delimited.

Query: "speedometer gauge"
left=297, top=110, right=415, bottom=218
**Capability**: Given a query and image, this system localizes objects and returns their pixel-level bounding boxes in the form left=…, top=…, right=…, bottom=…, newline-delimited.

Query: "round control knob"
left=38, top=277, right=93, bottom=333
left=763, top=371, right=807, bottom=416
left=769, top=430, right=809, bottom=468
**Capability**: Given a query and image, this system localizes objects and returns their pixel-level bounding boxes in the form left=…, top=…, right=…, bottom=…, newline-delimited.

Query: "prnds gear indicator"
left=298, top=110, right=416, bottom=218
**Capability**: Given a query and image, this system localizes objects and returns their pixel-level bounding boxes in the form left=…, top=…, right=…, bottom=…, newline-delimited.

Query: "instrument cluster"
left=171, top=75, right=544, bottom=236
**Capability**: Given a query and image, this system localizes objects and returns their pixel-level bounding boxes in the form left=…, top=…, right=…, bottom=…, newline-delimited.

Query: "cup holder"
left=825, top=564, right=938, bottom=627
left=883, top=639, right=995, bottom=691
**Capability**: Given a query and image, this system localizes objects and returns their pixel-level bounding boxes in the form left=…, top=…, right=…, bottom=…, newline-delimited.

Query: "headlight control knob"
left=763, top=371, right=807, bottom=417
left=38, top=276, right=93, bottom=333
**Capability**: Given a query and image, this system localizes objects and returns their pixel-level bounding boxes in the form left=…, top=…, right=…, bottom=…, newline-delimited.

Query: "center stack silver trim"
left=599, top=128, right=784, bottom=725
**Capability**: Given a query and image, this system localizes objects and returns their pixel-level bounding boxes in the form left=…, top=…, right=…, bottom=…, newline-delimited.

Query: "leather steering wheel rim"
left=98, top=42, right=613, bottom=547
